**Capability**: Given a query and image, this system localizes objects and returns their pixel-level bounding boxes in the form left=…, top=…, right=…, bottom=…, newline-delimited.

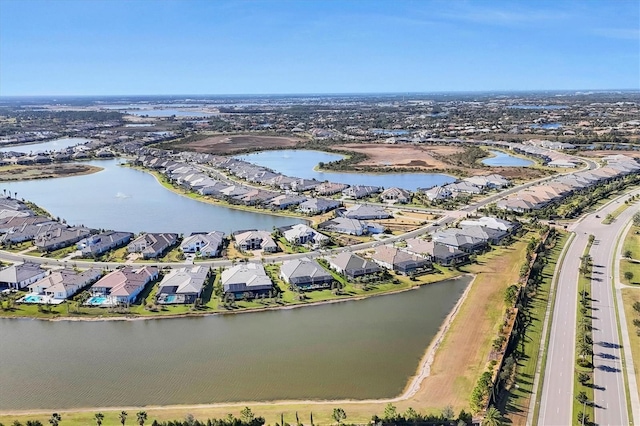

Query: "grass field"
left=501, top=232, right=569, bottom=426
left=396, top=234, right=532, bottom=413
left=621, top=260, right=640, bottom=286
left=623, top=225, right=640, bottom=261
left=621, top=289, right=640, bottom=401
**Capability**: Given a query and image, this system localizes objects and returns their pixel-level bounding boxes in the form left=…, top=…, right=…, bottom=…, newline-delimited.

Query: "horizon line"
left=1, top=88, right=639, bottom=99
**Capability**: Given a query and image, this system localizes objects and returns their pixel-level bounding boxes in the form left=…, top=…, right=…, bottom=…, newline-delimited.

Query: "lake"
left=482, top=150, right=534, bottom=167
left=1, top=159, right=303, bottom=235
left=0, top=276, right=471, bottom=410
left=0, top=137, right=90, bottom=154
left=236, top=150, right=456, bottom=191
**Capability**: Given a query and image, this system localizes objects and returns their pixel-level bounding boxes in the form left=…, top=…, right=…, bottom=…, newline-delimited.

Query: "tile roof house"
left=234, top=230, right=278, bottom=253
left=379, top=187, right=412, bottom=203
left=34, top=226, right=94, bottom=252
left=180, top=231, right=225, bottom=257
left=458, top=217, right=520, bottom=233
left=327, top=252, right=381, bottom=280
left=342, top=185, right=381, bottom=199
left=280, top=224, right=329, bottom=246
left=421, top=186, right=453, bottom=201
left=221, top=263, right=273, bottom=299
left=0, top=262, right=48, bottom=289
left=342, top=204, right=392, bottom=220
left=90, top=266, right=159, bottom=304
left=297, top=198, right=341, bottom=214
left=404, top=238, right=469, bottom=266
left=318, top=217, right=370, bottom=235
left=432, top=229, right=488, bottom=253
left=29, top=268, right=102, bottom=300
left=280, top=258, right=334, bottom=290
left=370, top=245, right=432, bottom=275
left=127, top=233, right=179, bottom=259
left=156, top=265, right=210, bottom=304
left=76, top=231, right=134, bottom=257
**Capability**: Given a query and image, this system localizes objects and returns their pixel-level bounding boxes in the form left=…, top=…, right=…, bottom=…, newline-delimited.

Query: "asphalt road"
left=538, top=191, right=639, bottom=426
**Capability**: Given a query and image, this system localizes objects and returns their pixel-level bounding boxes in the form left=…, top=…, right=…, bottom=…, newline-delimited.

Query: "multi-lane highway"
left=538, top=191, right=639, bottom=425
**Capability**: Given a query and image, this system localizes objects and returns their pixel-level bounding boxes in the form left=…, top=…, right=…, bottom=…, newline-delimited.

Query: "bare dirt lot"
left=335, top=143, right=463, bottom=169
left=180, top=135, right=301, bottom=154
left=578, top=150, right=640, bottom=159
left=334, top=143, right=550, bottom=179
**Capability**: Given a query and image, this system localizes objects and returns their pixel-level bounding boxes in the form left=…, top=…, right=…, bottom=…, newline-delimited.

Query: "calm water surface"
left=0, top=276, right=470, bottom=409
left=482, top=150, right=534, bottom=167
left=0, top=138, right=90, bottom=154
left=2, top=159, right=303, bottom=235
left=236, top=150, right=455, bottom=191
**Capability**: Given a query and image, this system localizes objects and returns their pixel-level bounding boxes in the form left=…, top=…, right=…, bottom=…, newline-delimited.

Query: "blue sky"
left=0, top=0, right=638, bottom=95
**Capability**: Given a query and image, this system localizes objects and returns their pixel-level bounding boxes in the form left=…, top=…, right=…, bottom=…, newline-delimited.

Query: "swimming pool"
left=23, top=295, right=43, bottom=303
left=165, top=295, right=177, bottom=303
left=86, top=296, right=108, bottom=306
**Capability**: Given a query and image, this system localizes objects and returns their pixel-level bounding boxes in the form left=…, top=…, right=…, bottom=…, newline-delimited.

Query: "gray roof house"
left=180, top=231, right=225, bottom=257
left=34, top=226, right=94, bottom=252
left=380, top=187, right=412, bottom=203
left=127, top=233, right=179, bottom=259
left=370, top=245, right=432, bottom=275
left=327, top=252, right=381, bottom=280
left=280, top=258, right=334, bottom=290
left=0, top=262, right=48, bottom=290
left=318, top=217, right=367, bottom=235
left=432, top=229, right=488, bottom=253
left=156, top=265, right=210, bottom=304
left=297, top=198, right=340, bottom=214
left=280, top=224, right=329, bottom=246
left=456, top=226, right=509, bottom=245
left=458, top=217, right=520, bottom=234
left=342, top=204, right=392, bottom=220
left=421, top=186, right=452, bottom=201
left=234, top=230, right=278, bottom=253
left=221, top=263, right=273, bottom=299
left=77, top=231, right=134, bottom=257
left=404, top=238, right=469, bottom=266
left=342, top=185, right=381, bottom=199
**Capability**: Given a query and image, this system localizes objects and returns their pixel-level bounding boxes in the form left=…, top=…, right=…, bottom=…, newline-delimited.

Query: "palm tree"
left=94, top=413, right=104, bottom=426
left=48, top=413, right=61, bottom=426
left=482, top=406, right=502, bottom=426
left=119, top=411, right=128, bottom=426
left=136, top=411, right=147, bottom=426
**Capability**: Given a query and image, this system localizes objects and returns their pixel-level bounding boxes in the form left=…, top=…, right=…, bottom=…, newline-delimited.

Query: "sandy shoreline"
left=0, top=275, right=474, bottom=416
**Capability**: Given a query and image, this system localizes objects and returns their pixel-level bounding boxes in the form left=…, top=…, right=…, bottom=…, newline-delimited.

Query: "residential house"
left=370, top=245, right=432, bottom=275
left=342, top=185, right=381, bottom=199
left=0, top=262, right=48, bottom=289
left=458, top=217, right=520, bottom=234
left=318, top=217, right=382, bottom=235
left=29, top=268, right=102, bottom=300
left=315, top=182, right=349, bottom=196
left=379, top=187, right=412, bottom=203
left=77, top=231, right=134, bottom=257
left=280, top=258, right=334, bottom=290
left=221, top=263, right=273, bottom=299
left=297, top=198, right=340, bottom=214
left=180, top=231, right=225, bottom=257
left=269, top=194, right=307, bottom=210
left=432, top=229, right=488, bottom=253
left=421, top=186, right=452, bottom=202
left=34, top=226, right=94, bottom=252
left=456, top=226, right=509, bottom=245
left=327, top=252, right=381, bottom=280
left=156, top=265, right=210, bottom=304
left=234, top=230, right=278, bottom=253
left=342, top=204, right=392, bottom=220
left=90, top=266, right=159, bottom=304
left=280, top=224, right=328, bottom=246
left=127, top=233, right=179, bottom=259
left=404, top=238, right=469, bottom=266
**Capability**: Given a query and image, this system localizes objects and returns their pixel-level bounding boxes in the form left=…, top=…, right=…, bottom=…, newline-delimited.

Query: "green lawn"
left=620, top=259, right=640, bottom=286
left=623, top=225, right=640, bottom=261
left=502, top=232, right=568, bottom=425
left=602, top=202, right=634, bottom=225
